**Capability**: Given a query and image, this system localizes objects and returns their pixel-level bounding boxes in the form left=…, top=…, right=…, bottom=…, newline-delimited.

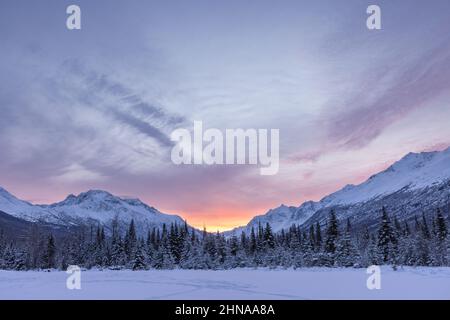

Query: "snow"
left=323, top=148, right=450, bottom=206
left=0, top=187, right=58, bottom=222
left=44, top=190, right=185, bottom=228
left=0, top=267, right=449, bottom=300
left=0, top=188, right=186, bottom=234
left=231, top=147, right=450, bottom=233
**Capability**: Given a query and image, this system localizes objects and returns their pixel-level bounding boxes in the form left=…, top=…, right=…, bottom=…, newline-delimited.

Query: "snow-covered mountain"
left=0, top=188, right=189, bottom=235
left=229, top=147, right=450, bottom=234
left=2, top=147, right=450, bottom=237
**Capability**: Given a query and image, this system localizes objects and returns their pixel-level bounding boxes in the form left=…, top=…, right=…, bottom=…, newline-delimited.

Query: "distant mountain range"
left=228, top=147, right=450, bottom=235
left=0, top=188, right=188, bottom=237
left=1, top=147, right=450, bottom=238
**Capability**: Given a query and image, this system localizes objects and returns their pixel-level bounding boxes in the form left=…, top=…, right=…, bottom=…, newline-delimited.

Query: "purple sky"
left=1, top=0, right=450, bottom=230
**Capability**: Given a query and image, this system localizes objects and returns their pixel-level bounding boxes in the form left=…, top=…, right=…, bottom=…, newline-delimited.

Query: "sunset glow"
left=1, top=0, right=450, bottom=231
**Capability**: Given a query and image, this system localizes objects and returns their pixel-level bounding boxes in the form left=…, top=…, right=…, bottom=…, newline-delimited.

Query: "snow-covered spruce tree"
left=366, top=234, right=379, bottom=266
left=153, top=224, right=175, bottom=269
left=336, top=219, right=360, bottom=267
left=41, top=235, right=56, bottom=269
left=179, top=232, right=196, bottom=269
left=324, top=210, right=339, bottom=266
left=263, top=223, right=275, bottom=249
left=357, top=226, right=371, bottom=267
left=430, top=209, right=448, bottom=266
left=132, top=242, right=147, bottom=270
left=109, top=223, right=127, bottom=268
left=1, top=244, right=16, bottom=270
left=14, top=249, right=28, bottom=271
left=414, top=214, right=431, bottom=266
left=249, top=227, right=257, bottom=256
left=89, top=226, right=107, bottom=267
left=201, top=232, right=217, bottom=269
left=226, top=235, right=240, bottom=268
left=0, top=229, right=5, bottom=253
left=447, top=233, right=450, bottom=267
left=315, top=222, right=322, bottom=251
left=124, top=219, right=137, bottom=263
left=169, top=223, right=183, bottom=265
left=262, top=223, right=277, bottom=267
left=215, top=232, right=227, bottom=268
left=302, top=228, right=315, bottom=267
left=289, top=224, right=302, bottom=268
left=376, top=207, right=397, bottom=265
left=397, top=222, right=415, bottom=266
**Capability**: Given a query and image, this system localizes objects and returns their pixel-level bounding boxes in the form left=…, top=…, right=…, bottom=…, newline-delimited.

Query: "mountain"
left=0, top=210, right=76, bottom=242
left=3, top=148, right=450, bottom=237
left=229, top=147, right=450, bottom=234
left=0, top=188, right=190, bottom=235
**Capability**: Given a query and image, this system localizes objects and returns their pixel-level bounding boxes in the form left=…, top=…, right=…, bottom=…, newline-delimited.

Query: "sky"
left=1, top=0, right=450, bottom=231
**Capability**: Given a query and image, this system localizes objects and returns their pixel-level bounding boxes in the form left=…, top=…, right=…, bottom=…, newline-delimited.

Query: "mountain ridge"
left=1, top=147, right=450, bottom=236
left=227, top=147, right=450, bottom=235
left=0, top=188, right=190, bottom=235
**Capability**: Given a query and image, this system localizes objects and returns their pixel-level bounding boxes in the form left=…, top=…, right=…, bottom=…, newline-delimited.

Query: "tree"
left=435, top=209, right=448, bottom=242
left=315, top=222, right=322, bottom=250
left=249, top=227, right=257, bottom=255
left=376, top=207, right=397, bottom=264
left=42, top=235, right=56, bottom=269
left=1, top=244, right=16, bottom=269
left=263, top=223, right=275, bottom=249
left=289, top=225, right=302, bottom=268
left=153, top=228, right=175, bottom=269
left=337, top=219, right=359, bottom=267
left=431, top=209, right=448, bottom=265
left=324, top=210, right=340, bottom=266
left=124, top=219, right=137, bottom=261
left=421, top=213, right=431, bottom=240
left=132, top=244, right=147, bottom=270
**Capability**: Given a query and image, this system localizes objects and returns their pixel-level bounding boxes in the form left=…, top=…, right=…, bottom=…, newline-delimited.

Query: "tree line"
left=0, top=207, right=449, bottom=270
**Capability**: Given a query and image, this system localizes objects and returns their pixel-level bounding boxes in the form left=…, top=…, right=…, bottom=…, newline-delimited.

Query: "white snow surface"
left=0, top=267, right=449, bottom=300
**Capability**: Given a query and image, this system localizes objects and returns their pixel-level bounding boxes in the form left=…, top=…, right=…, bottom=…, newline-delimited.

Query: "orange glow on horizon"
left=171, top=211, right=257, bottom=233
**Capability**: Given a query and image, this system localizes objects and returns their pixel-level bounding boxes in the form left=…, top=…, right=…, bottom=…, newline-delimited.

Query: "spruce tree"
left=376, top=207, right=397, bottom=264
left=337, top=219, right=359, bottom=267
left=435, top=209, right=448, bottom=242
left=42, top=235, right=56, bottom=269
left=315, top=222, right=322, bottom=250
left=263, top=223, right=275, bottom=249
left=249, top=227, right=257, bottom=255
left=132, top=244, right=147, bottom=270
left=324, top=210, right=339, bottom=266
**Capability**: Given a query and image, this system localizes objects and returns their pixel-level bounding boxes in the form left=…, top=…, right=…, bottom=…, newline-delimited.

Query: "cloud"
left=324, top=40, right=450, bottom=150
left=110, top=108, right=173, bottom=147
left=0, top=58, right=187, bottom=185
left=51, top=163, right=106, bottom=184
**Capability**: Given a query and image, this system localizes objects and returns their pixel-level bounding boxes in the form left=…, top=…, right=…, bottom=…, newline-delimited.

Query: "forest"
left=0, top=207, right=449, bottom=271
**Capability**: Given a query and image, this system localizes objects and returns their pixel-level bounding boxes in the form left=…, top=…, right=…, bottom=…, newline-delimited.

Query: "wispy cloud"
left=0, top=58, right=186, bottom=186
left=324, top=40, right=450, bottom=150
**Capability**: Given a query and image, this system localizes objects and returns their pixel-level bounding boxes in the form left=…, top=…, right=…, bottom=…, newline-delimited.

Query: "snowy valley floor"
left=0, top=267, right=449, bottom=300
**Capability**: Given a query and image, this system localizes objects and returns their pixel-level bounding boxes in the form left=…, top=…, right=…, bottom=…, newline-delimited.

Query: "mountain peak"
left=60, top=189, right=117, bottom=204
left=234, top=147, right=450, bottom=234
left=0, top=186, right=188, bottom=235
left=0, top=186, right=11, bottom=195
left=0, top=186, right=22, bottom=202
